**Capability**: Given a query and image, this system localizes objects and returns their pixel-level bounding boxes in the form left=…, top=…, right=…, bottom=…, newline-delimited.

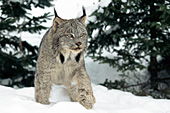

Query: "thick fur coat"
left=34, top=8, right=95, bottom=109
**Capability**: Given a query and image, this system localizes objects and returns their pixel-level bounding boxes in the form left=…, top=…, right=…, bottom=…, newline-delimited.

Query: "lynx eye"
left=65, top=33, right=75, bottom=39
left=80, top=33, right=87, bottom=39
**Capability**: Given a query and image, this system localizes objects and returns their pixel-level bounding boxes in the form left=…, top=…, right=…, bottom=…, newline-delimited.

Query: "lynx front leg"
left=68, top=69, right=95, bottom=109
left=34, top=73, right=52, bottom=104
left=78, top=74, right=96, bottom=109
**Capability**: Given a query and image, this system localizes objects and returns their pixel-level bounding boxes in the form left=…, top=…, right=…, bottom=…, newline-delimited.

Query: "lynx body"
left=34, top=8, right=95, bottom=109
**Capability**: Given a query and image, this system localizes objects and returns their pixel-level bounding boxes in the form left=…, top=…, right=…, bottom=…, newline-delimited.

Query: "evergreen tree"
left=0, top=0, right=53, bottom=87
left=87, top=0, right=170, bottom=88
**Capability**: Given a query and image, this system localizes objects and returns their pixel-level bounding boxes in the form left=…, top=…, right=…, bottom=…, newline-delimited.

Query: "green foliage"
left=100, top=79, right=126, bottom=90
left=87, top=0, right=170, bottom=87
left=0, top=0, right=53, bottom=87
left=101, top=78, right=170, bottom=99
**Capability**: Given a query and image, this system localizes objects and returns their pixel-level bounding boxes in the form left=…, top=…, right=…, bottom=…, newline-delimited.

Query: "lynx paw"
left=36, top=98, right=50, bottom=105
left=79, top=93, right=95, bottom=109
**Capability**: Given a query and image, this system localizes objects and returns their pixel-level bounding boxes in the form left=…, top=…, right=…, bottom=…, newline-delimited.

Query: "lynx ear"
left=79, top=7, right=86, bottom=25
left=53, top=8, right=65, bottom=31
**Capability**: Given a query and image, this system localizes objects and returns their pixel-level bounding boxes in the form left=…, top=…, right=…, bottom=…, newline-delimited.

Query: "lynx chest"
left=51, top=56, right=83, bottom=86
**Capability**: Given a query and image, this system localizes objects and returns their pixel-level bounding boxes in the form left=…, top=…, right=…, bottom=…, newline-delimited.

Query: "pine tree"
left=0, top=0, right=53, bottom=87
left=87, top=0, right=170, bottom=88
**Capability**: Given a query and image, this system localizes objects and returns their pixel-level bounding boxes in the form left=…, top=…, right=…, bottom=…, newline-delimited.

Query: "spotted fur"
left=34, top=8, right=95, bottom=109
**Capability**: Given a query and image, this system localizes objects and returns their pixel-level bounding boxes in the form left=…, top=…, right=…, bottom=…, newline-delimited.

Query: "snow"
left=0, top=84, right=170, bottom=113
left=2, top=0, right=170, bottom=112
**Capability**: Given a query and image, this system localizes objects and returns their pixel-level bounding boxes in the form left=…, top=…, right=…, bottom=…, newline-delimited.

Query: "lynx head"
left=51, top=7, right=88, bottom=55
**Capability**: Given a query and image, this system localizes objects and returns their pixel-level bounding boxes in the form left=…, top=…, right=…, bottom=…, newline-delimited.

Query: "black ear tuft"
left=53, top=8, right=65, bottom=31
left=54, top=8, right=58, bottom=17
left=79, top=6, right=86, bottom=25
left=82, top=6, right=86, bottom=18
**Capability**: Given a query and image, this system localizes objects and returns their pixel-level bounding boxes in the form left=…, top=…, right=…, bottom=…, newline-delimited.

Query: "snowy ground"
left=0, top=84, right=170, bottom=113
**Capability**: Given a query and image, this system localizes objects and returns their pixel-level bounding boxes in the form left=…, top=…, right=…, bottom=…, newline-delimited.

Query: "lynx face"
left=55, top=20, right=88, bottom=53
left=51, top=11, right=88, bottom=56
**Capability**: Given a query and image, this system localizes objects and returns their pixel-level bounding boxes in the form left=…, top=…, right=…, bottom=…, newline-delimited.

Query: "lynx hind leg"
left=34, top=73, right=52, bottom=104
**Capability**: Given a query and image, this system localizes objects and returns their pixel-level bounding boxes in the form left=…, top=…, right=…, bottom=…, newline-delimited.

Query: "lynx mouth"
left=72, top=47, right=82, bottom=51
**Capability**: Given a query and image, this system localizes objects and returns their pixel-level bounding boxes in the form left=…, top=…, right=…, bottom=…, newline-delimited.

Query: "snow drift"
left=0, top=84, right=170, bottom=113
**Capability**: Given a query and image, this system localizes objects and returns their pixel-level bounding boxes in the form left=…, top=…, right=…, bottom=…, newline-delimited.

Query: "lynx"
left=34, top=7, right=95, bottom=109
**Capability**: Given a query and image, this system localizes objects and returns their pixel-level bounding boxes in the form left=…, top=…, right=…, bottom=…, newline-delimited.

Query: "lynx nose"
left=75, top=42, right=82, bottom=46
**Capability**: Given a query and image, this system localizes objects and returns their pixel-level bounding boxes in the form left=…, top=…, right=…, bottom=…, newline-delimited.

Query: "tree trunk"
left=149, top=56, right=158, bottom=88
left=149, top=1, right=158, bottom=89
